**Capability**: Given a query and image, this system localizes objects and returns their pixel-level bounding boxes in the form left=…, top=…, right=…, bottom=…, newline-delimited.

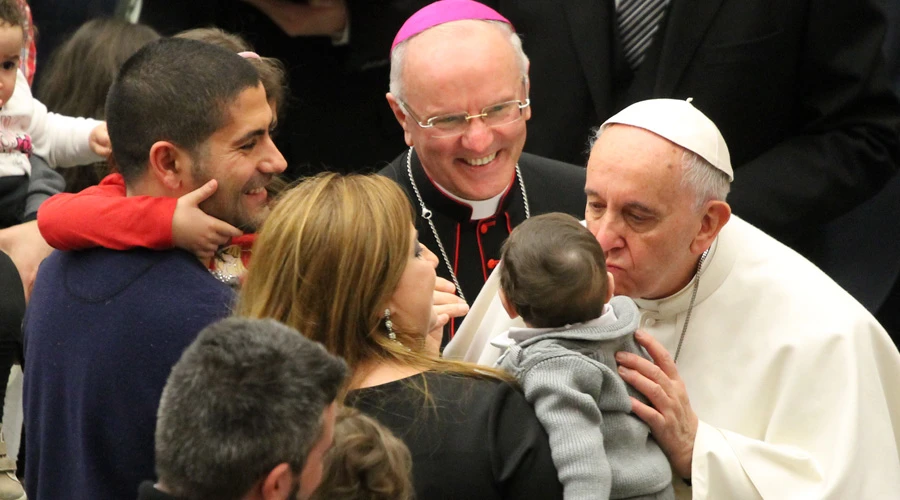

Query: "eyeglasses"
left=399, top=94, right=531, bottom=138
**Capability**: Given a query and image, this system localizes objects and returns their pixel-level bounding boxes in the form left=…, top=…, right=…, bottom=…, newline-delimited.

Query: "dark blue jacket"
left=23, top=248, right=234, bottom=500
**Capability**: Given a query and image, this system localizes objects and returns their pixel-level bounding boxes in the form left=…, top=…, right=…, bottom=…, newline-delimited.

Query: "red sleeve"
left=37, top=173, right=178, bottom=251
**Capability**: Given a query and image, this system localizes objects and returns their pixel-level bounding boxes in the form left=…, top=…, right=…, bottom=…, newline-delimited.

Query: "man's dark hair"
left=500, top=213, right=609, bottom=328
left=0, top=0, right=24, bottom=30
left=105, top=37, right=260, bottom=184
left=155, top=317, right=349, bottom=500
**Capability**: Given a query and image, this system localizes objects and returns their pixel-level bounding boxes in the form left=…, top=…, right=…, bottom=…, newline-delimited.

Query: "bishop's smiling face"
left=389, top=21, right=530, bottom=201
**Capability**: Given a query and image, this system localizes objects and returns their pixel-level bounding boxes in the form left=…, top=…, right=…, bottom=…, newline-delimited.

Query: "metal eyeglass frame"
left=398, top=79, right=531, bottom=137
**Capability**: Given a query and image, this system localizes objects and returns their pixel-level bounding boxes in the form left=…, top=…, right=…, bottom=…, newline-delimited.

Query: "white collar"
left=432, top=178, right=510, bottom=220
left=632, top=217, right=739, bottom=317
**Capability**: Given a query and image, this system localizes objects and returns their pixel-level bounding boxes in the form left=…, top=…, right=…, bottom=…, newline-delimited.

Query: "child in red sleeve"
left=36, top=29, right=288, bottom=286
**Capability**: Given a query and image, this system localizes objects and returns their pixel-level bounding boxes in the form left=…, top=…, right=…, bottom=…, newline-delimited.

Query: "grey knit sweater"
left=496, top=296, right=674, bottom=500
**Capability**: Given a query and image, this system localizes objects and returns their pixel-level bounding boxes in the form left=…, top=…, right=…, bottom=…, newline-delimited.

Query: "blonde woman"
left=239, top=173, right=562, bottom=500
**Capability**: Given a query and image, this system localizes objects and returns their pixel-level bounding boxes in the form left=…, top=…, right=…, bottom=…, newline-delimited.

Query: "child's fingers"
left=212, top=220, right=243, bottom=239
left=179, top=180, right=219, bottom=207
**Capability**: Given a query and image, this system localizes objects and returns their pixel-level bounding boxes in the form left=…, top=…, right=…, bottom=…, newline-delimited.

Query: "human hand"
left=616, top=330, right=698, bottom=479
left=240, top=0, right=347, bottom=37
left=427, top=275, right=469, bottom=348
left=172, top=180, right=243, bottom=260
left=0, top=221, right=54, bottom=302
left=89, top=122, right=111, bottom=157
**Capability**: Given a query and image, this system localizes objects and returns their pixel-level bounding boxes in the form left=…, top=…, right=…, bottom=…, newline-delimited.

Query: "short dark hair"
left=500, top=213, right=609, bottom=328
left=311, top=407, right=413, bottom=500
left=0, top=0, right=24, bottom=30
left=155, top=317, right=349, bottom=500
left=175, top=28, right=288, bottom=114
left=105, top=37, right=260, bottom=184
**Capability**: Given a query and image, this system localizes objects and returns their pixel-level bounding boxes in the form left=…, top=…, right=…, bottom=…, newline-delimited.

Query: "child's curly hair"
left=311, top=407, right=414, bottom=500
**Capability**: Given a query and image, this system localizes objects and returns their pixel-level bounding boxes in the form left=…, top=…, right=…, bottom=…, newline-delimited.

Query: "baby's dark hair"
left=500, top=212, right=609, bottom=328
left=175, top=27, right=288, bottom=113
left=311, top=407, right=413, bottom=500
left=0, top=0, right=25, bottom=30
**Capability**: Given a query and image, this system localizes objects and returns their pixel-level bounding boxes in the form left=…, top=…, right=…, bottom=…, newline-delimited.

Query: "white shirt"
left=0, top=69, right=103, bottom=177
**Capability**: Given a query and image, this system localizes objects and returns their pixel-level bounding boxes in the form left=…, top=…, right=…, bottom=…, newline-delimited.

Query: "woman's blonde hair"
left=237, top=172, right=509, bottom=386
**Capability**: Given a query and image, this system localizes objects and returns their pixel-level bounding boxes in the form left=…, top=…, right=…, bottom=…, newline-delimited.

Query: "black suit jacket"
left=487, top=0, right=900, bottom=312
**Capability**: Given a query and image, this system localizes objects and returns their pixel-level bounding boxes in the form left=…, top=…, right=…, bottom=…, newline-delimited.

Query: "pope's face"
left=585, top=125, right=706, bottom=299
left=389, top=21, right=530, bottom=201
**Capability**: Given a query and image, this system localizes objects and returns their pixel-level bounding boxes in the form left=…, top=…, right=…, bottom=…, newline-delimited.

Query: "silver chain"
left=673, top=247, right=710, bottom=363
left=405, top=146, right=530, bottom=303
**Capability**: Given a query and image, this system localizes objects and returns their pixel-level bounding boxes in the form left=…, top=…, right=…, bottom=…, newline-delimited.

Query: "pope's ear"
left=386, top=93, right=414, bottom=147
left=691, top=200, right=731, bottom=255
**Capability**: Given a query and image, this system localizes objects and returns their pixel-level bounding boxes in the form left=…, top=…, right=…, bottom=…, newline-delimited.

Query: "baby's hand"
left=89, top=122, right=111, bottom=157
left=173, top=180, right=243, bottom=260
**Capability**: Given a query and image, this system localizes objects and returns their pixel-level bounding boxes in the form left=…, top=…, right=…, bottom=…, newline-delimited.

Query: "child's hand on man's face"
left=89, top=122, right=111, bottom=157
left=173, top=179, right=243, bottom=261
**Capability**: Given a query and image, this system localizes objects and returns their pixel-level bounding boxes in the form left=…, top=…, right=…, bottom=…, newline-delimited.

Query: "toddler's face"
left=0, top=23, right=22, bottom=108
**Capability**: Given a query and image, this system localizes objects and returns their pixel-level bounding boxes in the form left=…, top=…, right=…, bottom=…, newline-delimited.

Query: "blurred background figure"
left=34, top=18, right=159, bottom=192
left=138, top=0, right=408, bottom=177
left=26, top=0, right=119, bottom=88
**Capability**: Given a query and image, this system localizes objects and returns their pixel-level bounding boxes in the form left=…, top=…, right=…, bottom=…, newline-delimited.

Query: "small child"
left=493, top=212, right=674, bottom=500
left=36, top=28, right=289, bottom=285
left=0, top=0, right=109, bottom=227
left=311, top=407, right=413, bottom=500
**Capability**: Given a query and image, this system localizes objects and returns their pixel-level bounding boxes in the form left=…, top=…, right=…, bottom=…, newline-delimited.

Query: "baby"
left=0, top=0, right=109, bottom=226
left=494, top=212, right=673, bottom=500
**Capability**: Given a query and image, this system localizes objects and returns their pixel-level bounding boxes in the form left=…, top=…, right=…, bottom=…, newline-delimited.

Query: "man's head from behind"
left=386, top=1, right=531, bottom=201
left=499, top=213, right=612, bottom=328
left=106, top=38, right=287, bottom=231
left=585, top=99, right=733, bottom=300
left=154, top=317, right=348, bottom=500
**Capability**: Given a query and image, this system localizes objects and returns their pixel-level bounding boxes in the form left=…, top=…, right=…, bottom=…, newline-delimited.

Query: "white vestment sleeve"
left=444, top=262, right=522, bottom=364
left=687, top=323, right=900, bottom=499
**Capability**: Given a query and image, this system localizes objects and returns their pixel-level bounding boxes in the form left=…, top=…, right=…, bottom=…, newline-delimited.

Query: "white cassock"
left=445, top=215, right=900, bottom=499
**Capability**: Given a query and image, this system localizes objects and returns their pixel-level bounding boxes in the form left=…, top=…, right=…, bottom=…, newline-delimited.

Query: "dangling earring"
left=384, top=309, right=397, bottom=340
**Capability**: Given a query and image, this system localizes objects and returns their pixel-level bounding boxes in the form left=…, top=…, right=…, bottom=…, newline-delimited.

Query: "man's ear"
left=605, top=271, right=615, bottom=303
left=522, top=72, right=532, bottom=121
left=386, top=93, right=414, bottom=147
left=259, top=463, right=293, bottom=500
left=499, top=288, right=519, bottom=320
left=690, top=200, right=731, bottom=255
left=148, top=141, right=193, bottom=192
